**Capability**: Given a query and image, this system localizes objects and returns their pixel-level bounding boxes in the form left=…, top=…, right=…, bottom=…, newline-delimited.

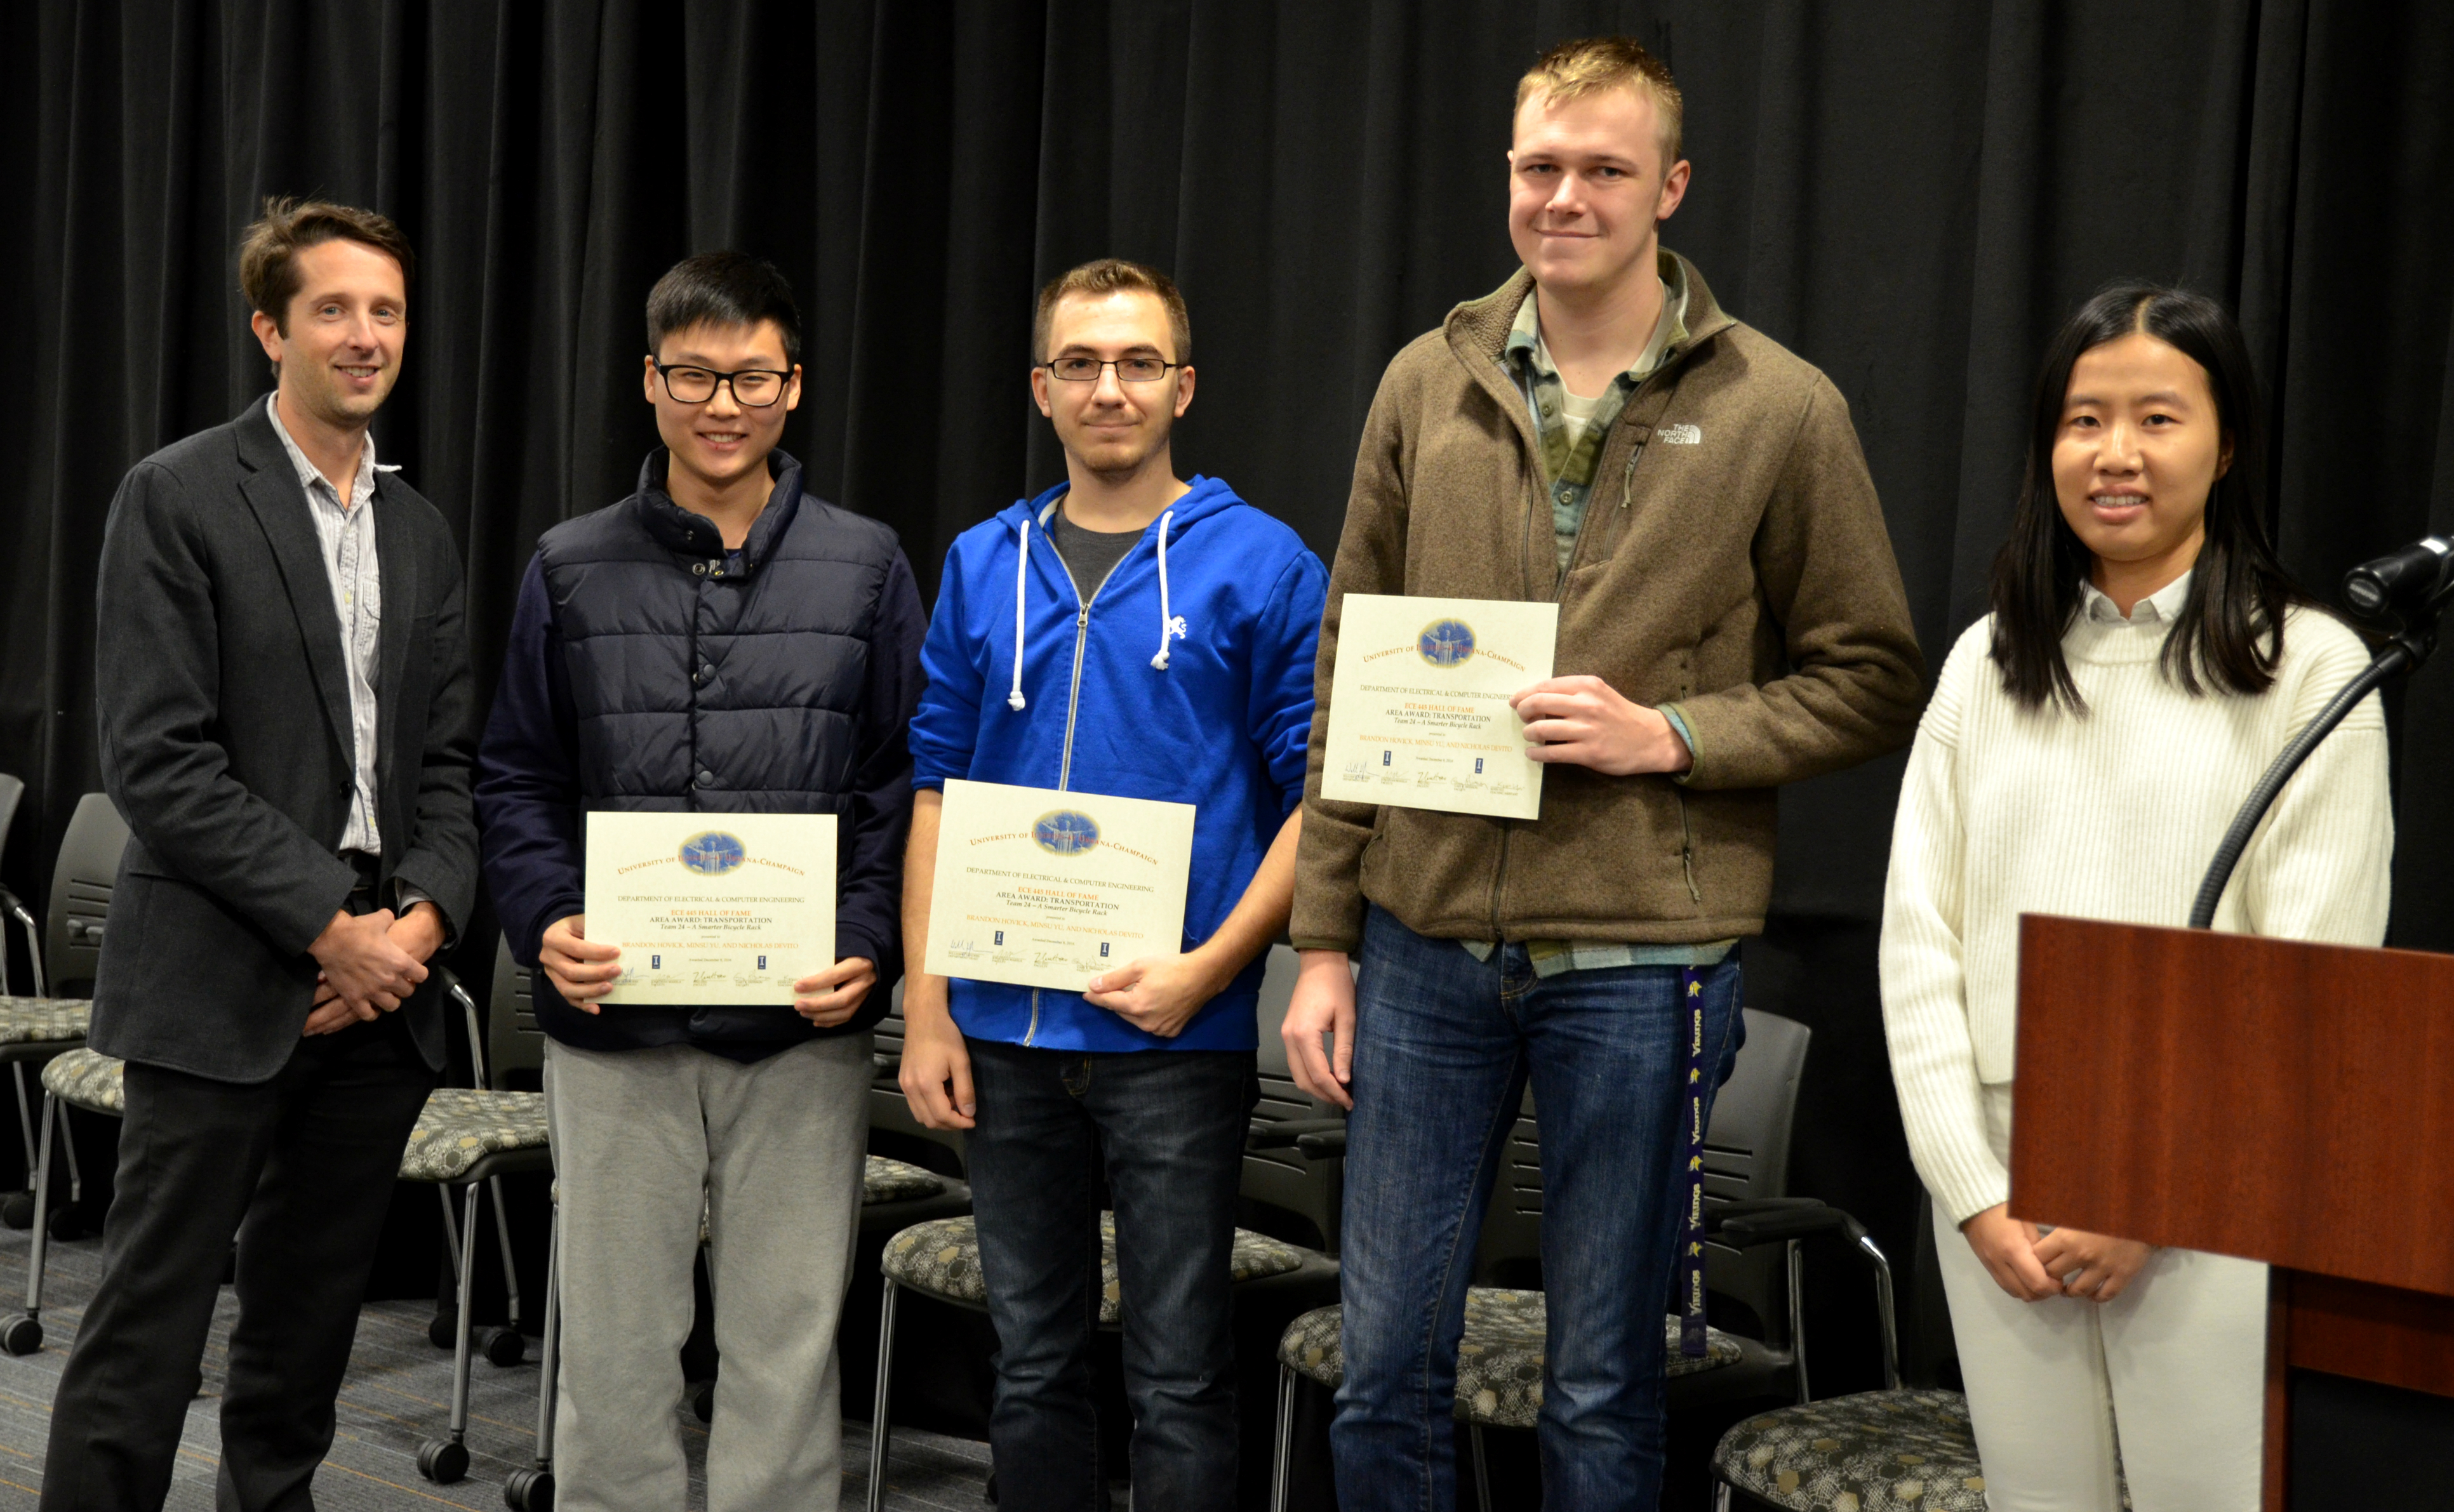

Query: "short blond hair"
left=1515, top=36, right=1684, bottom=167
left=1032, top=258, right=1190, bottom=366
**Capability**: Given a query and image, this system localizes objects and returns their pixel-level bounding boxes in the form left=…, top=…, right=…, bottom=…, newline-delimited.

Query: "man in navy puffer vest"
left=476, top=253, right=924, bottom=1512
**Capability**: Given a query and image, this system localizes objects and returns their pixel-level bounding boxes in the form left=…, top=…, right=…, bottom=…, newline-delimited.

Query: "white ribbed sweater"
left=1879, top=602, right=2394, bottom=1226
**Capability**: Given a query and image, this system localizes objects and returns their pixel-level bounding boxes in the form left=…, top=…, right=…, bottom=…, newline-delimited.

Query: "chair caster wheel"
left=690, top=1382, right=712, bottom=1422
left=1, top=1191, right=33, bottom=1230
left=45, top=1206, right=79, bottom=1242
left=481, top=1325, right=525, bottom=1367
left=503, top=1466, right=554, bottom=1511
left=417, top=1438, right=469, bottom=1484
left=429, top=1309, right=457, bottom=1350
left=0, top=1313, right=41, bottom=1355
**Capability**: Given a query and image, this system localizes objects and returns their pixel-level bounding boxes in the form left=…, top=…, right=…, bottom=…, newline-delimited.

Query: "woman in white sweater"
left=1879, top=284, right=2392, bottom=1512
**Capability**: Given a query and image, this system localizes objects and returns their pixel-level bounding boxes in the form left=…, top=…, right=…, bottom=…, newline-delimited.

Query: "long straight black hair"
left=1987, top=282, right=2305, bottom=713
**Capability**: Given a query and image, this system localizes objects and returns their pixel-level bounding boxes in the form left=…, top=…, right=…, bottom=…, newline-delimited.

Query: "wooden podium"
left=2011, top=915, right=2454, bottom=1508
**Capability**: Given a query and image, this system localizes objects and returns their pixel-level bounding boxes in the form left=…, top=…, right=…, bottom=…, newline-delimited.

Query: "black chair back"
left=868, top=979, right=969, bottom=1170
left=1470, top=1007, right=1813, bottom=1344
left=485, top=935, right=552, bottom=1091
left=1243, top=944, right=1343, bottom=1252
left=45, top=795, right=132, bottom=999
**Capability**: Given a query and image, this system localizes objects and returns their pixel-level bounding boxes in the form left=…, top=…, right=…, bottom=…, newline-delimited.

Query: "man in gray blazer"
left=41, top=198, right=478, bottom=1512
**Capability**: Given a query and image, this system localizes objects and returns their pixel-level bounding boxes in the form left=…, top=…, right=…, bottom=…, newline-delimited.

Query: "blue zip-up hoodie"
left=912, top=475, right=1326, bottom=1052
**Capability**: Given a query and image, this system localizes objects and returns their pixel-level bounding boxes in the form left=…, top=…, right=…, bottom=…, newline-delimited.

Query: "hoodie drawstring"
left=1150, top=509, right=1185, bottom=670
left=1008, top=521, right=1030, bottom=710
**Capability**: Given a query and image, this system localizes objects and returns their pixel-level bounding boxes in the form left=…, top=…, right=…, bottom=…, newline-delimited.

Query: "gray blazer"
left=90, top=399, right=479, bottom=1082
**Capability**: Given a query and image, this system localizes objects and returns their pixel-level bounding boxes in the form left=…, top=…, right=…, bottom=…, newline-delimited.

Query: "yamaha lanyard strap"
left=1678, top=965, right=1710, bottom=1357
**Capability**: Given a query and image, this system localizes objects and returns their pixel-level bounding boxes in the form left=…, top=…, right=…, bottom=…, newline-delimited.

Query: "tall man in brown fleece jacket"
left=1282, top=37, right=1923, bottom=1510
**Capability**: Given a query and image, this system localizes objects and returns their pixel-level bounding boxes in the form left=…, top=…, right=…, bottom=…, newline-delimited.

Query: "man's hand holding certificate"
left=923, top=780, right=1196, bottom=993
left=1319, top=594, right=1562, bottom=819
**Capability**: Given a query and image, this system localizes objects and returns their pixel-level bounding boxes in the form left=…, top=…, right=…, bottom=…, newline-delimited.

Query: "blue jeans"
left=1331, top=906, right=1744, bottom=1512
left=964, top=1037, right=1259, bottom=1512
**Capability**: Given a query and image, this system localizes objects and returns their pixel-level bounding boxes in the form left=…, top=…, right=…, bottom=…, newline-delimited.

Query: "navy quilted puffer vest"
left=537, top=453, right=898, bottom=817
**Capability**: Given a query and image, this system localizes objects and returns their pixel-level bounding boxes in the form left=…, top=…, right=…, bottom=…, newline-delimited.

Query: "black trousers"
left=39, top=1005, right=435, bottom=1511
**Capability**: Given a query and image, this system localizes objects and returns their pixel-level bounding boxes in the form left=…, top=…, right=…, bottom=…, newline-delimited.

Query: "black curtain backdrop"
left=4, top=0, right=2451, bottom=1402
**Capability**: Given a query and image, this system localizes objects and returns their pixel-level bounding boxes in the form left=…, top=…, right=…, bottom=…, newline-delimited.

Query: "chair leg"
left=415, top=1181, right=483, bottom=1484
left=538, top=1198, right=561, bottom=1461
left=1470, top=1424, right=1493, bottom=1512
left=488, top=1176, right=521, bottom=1329
left=505, top=1196, right=562, bottom=1511
left=1270, top=1364, right=1297, bottom=1512
left=867, top=1278, right=899, bottom=1512
left=10, top=1064, right=34, bottom=1190
left=28, top=1095, right=56, bottom=1307
left=1713, top=1476, right=1733, bottom=1512
left=1, top=1092, right=57, bottom=1352
left=449, top=1181, right=480, bottom=1435
left=58, top=1095, right=81, bottom=1204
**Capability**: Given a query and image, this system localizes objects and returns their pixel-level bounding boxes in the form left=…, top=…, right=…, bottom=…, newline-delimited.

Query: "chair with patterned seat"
left=1707, top=1197, right=2132, bottom=1512
left=409, top=940, right=557, bottom=1501
left=1266, top=1007, right=1818, bottom=1512
left=0, top=792, right=131, bottom=1238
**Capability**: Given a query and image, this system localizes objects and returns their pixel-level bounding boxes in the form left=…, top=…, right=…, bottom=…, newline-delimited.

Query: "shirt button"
left=696, top=769, right=715, bottom=788
left=691, top=562, right=707, bottom=576
left=700, top=663, right=715, bottom=680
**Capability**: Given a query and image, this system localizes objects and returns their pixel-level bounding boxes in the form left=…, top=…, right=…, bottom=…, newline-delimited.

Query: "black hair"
left=1987, top=281, right=2307, bottom=713
left=644, top=252, right=801, bottom=364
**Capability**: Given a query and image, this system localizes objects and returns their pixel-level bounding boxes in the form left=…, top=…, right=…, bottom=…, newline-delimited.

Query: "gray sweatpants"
left=544, top=1034, right=870, bottom=1512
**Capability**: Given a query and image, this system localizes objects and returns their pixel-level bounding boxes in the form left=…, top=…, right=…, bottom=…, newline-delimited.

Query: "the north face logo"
left=1657, top=423, right=1702, bottom=445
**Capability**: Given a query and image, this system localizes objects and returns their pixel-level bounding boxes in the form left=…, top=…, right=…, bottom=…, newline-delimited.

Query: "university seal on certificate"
left=1319, top=593, right=1559, bottom=819
left=924, top=779, right=1196, bottom=993
left=583, top=811, right=836, bottom=1005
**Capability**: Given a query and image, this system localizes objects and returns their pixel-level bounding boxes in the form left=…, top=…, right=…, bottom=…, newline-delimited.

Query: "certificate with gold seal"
left=923, top=779, right=1196, bottom=993
left=1319, top=593, right=1559, bottom=820
left=583, top=811, right=836, bottom=1005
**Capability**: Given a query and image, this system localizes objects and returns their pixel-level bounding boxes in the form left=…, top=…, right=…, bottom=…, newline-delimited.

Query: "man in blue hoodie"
left=476, top=253, right=925, bottom=1512
left=900, top=259, right=1326, bottom=1511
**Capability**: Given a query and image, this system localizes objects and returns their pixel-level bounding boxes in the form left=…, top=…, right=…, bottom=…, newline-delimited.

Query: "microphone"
left=2344, top=536, right=2454, bottom=620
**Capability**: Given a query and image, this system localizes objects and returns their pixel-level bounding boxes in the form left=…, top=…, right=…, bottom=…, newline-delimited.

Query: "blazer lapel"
left=233, top=409, right=354, bottom=769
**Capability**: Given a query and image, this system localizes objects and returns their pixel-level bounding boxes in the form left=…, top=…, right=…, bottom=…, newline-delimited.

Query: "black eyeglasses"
left=653, top=360, right=792, bottom=407
left=1041, top=356, right=1180, bottom=384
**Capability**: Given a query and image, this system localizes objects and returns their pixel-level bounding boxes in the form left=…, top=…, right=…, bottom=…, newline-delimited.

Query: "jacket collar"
left=1446, top=248, right=1735, bottom=415
left=632, top=448, right=808, bottom=575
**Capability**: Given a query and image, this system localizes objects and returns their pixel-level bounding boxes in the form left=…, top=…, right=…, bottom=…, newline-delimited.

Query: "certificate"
left=1319, top=594, right=1559, bottom=820
left=923, top=779, right=1196, bottom=993
left=583, top=812, right=836, bottom=1005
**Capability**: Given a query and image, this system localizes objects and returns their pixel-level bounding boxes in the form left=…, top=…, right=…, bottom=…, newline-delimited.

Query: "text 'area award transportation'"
left=1320, top=594, right=1559, bottom=819
left=924, top=779, right=1196, bottom=993
left=583, top=812, right=836, bottom=1004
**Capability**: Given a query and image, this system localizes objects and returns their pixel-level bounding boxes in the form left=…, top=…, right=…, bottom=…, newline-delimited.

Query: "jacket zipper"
left=1027, top=522, right=1132, bottom=1045
left=1507, top=367, right=1670, bottom=936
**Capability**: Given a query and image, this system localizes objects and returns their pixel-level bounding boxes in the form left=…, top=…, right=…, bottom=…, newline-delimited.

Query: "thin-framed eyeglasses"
left=1040, top=356, right=1180, bottom=383
left=652, top=360, right=792, bottom=407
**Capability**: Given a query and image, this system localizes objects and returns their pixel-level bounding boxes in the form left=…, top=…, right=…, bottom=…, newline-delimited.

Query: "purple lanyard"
left=1677, top=966, right=1710, bottom=1357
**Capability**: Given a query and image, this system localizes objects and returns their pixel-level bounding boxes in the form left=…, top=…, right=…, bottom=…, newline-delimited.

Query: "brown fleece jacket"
left=1291, top=254, right=1925, bottom=952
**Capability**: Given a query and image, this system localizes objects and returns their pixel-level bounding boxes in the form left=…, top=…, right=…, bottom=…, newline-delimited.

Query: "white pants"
left=545, top=1035, right=871, bottom=1512
left=1933, top=1087, right=2267, bottom=1512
